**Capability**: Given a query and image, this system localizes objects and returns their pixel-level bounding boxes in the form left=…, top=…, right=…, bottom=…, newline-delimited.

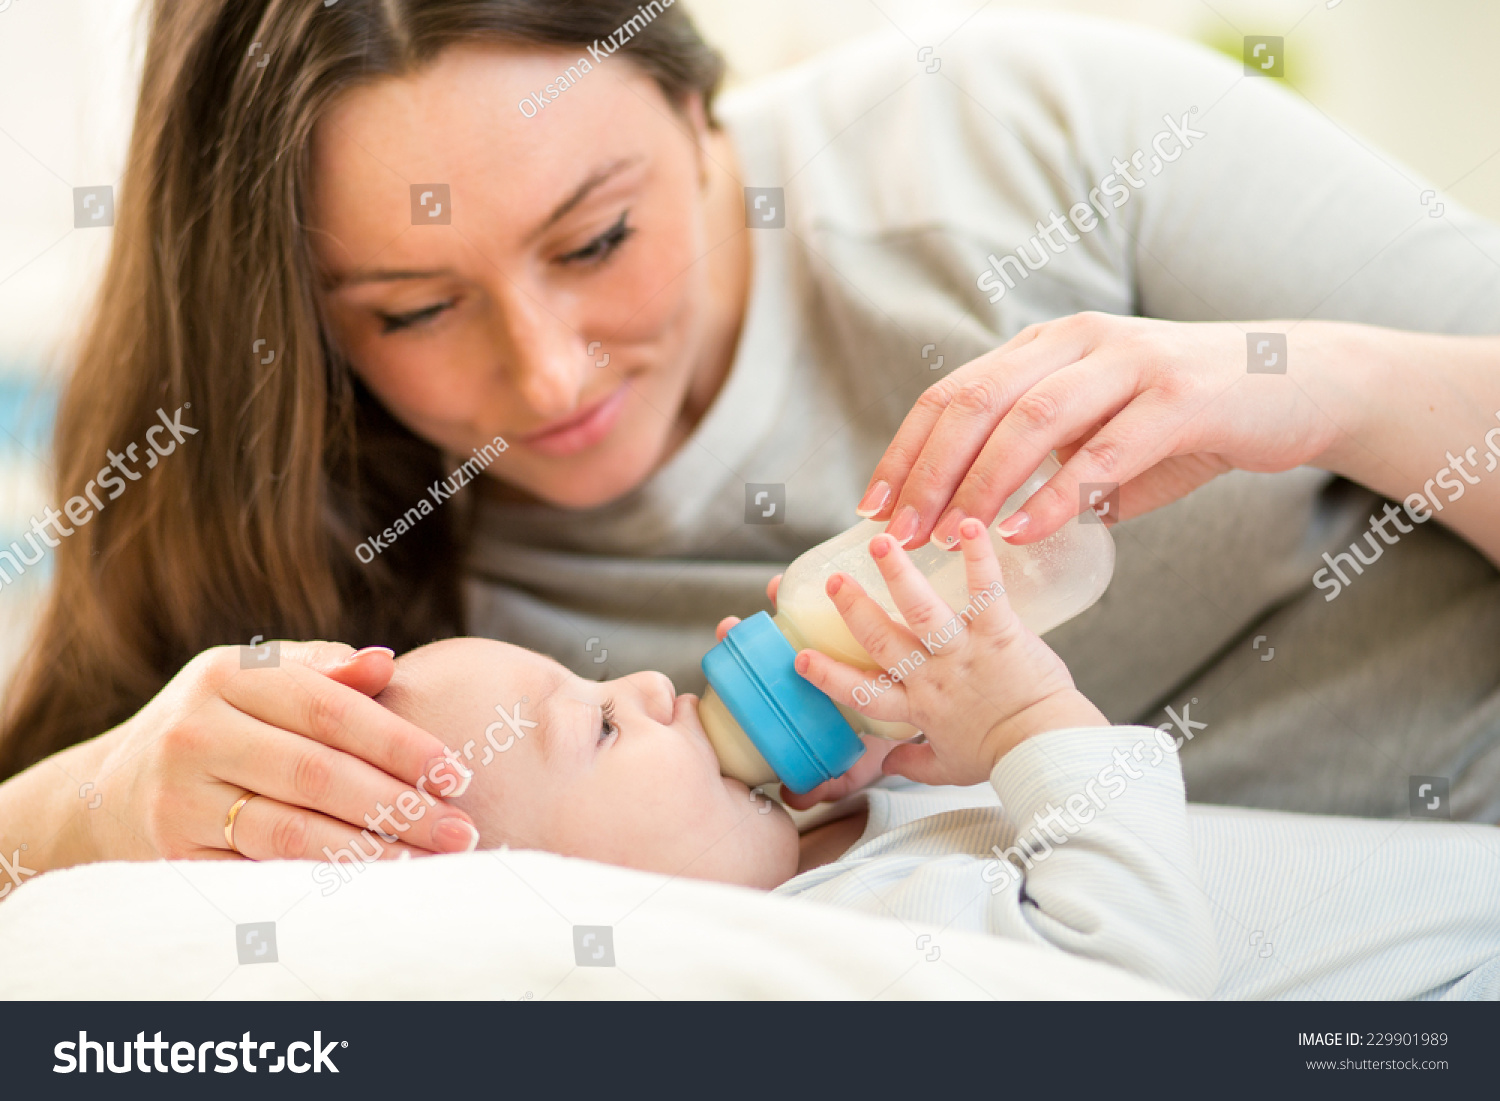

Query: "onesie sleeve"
left=984, top=725, right=1219, bottom=996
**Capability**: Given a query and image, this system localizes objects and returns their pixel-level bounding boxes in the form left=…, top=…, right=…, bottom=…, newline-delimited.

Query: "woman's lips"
left=518, top=384, right=629, bottom=458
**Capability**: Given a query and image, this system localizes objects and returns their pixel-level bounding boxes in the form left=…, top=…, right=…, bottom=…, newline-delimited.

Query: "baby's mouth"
left=675, top=693, right=709, bottom=740
left=674, top=693, right=726, bottom=765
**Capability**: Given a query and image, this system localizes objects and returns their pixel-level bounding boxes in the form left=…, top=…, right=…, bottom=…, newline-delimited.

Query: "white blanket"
left=0, top=849, right=1177, bottom=999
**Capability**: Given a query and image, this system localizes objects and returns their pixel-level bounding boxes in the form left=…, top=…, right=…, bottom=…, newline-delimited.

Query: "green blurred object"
left=1198, top=27, right=1312, bottom=93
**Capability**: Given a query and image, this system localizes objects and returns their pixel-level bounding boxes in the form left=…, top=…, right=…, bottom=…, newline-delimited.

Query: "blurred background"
left=0, top=0, right=1497, bottom=678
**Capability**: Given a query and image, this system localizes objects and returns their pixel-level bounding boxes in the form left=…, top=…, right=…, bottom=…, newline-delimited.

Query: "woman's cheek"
left=595, top=225, right=699, bottom=342
left=353, top=341, right=479, bottom=439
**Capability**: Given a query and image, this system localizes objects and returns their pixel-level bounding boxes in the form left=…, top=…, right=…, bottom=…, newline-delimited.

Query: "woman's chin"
left=508, top=445, right=664, bottom=510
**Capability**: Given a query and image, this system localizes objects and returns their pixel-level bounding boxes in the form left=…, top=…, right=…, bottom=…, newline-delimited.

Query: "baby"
left=377, top=520, right=1500, bottom=1000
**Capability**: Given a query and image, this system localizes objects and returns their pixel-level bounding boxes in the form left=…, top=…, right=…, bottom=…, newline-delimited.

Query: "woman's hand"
left=795, top=520, right=1106, bottom=787
left=78, top=642, right=478, bottom=864
left=860, top=312, right=1352, bottom=548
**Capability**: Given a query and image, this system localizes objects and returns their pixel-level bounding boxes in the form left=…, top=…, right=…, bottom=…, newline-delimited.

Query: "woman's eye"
left=597, top=698, right=619, bottom=745
left=378, top=299, right=455, bottom=334
left=558, top=211, right=634, bottom=266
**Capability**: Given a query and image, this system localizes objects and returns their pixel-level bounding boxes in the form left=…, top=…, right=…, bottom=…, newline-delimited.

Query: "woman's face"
left=308, top=44, right=738, bottom=508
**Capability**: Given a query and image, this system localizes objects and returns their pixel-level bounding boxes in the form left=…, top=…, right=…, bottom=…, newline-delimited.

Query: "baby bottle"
left=698, top=454, right=1115, bottom=793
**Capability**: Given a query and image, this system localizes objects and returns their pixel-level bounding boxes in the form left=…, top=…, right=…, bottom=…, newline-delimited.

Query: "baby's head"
left=377, top=638, right=798, bottom=889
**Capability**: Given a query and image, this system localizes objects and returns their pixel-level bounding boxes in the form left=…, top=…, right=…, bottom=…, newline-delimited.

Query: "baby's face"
left=379, top=638, right=799, bottom=889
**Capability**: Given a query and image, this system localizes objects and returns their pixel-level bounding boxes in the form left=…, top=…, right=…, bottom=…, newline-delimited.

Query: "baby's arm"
left=793, top=519, right=1217, bottom=995
left=981, top=724, right=1216, bottom=995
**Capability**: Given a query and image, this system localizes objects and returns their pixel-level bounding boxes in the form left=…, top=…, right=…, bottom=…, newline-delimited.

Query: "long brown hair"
left=0, top=0, right=724, bottom=779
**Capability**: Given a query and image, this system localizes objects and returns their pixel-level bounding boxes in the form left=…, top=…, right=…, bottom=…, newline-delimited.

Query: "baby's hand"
left=794, top=518, right=1106, bottom=787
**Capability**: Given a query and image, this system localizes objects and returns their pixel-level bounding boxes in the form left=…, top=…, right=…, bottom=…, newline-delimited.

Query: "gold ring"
left=223, top=792, right=257, bottom=854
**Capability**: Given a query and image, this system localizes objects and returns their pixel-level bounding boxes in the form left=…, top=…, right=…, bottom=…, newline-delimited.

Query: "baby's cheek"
left=450, top=759, right=548, bottom=851
left=450, top=784, right=508, bottom=850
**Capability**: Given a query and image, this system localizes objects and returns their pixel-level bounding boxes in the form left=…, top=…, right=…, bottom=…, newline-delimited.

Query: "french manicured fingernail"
left=426, top=753, right=472, bottom=797
left=856, top=480, right=892, bottom=518
left=886, top=505, right=921, bottom=546
left=349, top=646, right=395, bottom=660
left=996, top=511, right=1030, bottom=540
left=931, top=507, right=966, bottom=548
left=826, top=573, right=845, bottom=595
left=431, top=817, right=479, bottom=853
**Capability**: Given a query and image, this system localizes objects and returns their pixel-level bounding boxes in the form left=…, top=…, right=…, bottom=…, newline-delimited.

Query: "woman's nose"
left=495, top=293, right=588, bottom=420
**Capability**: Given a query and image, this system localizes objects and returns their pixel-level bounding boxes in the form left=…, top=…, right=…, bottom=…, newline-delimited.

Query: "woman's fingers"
left=990, top=321, right=1047, bottom=357
left=316, top=645, right=398, bottom=697
left=211, top=718, right=479, bottom=855
left=1003, top=393, right=1189, bottom=542
left=279, top=640, right=394, bottom=697
left=275, top=640, right=359, bottom=669
left=868, top=324, right=1094, bottom=543
left=931, top=357, right=1138, bottom=547
left=219, top=659, right=461, bottom=794
left=858, top=327, right=1051, bottom=522
left=216, top=789, right=426, bottom=862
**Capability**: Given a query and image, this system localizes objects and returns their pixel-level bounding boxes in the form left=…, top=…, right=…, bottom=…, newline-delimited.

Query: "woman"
left=2, top=0, right=1498, bottom=876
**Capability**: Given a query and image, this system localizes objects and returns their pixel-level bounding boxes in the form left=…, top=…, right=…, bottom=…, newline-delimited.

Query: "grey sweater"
left=465, top=13, right=1500, bottom=821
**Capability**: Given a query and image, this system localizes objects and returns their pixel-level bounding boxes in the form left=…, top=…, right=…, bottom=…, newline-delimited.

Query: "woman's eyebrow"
left=524, top=156, right=640, bottom=244
left=332, top=267, right=454, bottom=289
left=325, top=158, right=641, bottom=290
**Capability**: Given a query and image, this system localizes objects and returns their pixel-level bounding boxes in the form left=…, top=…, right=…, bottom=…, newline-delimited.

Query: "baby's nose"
left=642, top=671, right=676, bottom=720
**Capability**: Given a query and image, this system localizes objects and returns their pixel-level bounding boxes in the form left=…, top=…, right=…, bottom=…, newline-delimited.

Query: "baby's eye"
left=597, top=698, right=619, bottom=744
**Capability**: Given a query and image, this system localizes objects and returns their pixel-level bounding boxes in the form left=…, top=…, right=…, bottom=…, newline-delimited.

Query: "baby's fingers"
left=824, top=572, right=919, bottom=672
left=882, top=740, right=958, bottom=787
left=957, top=519, right=1022, bottom=642
left=868, top=534, right=959, bottom=638
left=780, top=735, right=898, bottom=810
left=794, top=649, right=910, bottom=724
